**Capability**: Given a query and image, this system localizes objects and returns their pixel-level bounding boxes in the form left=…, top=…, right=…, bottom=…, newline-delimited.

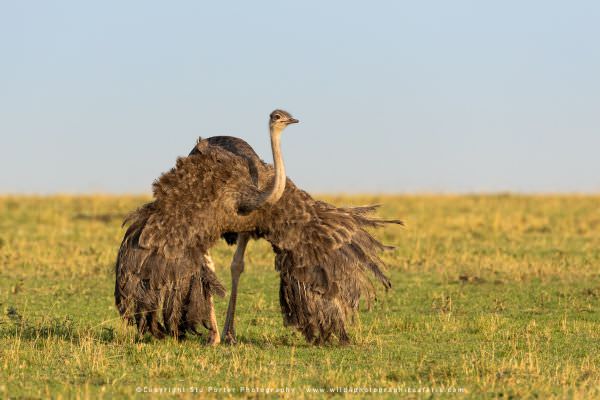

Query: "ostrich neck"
left=261, top=127, right=286, bottom=205
left=237, top=126, right=287, bottom=214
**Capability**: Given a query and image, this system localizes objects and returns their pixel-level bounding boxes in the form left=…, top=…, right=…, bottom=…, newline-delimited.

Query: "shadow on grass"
left=226, top=332, right=351, bottom=348
left=0, top=317, right=118, bottom=344
left=2, top=306, right=347, bottom=348
left=1, top=305, right=139, bottom=344
left=1, top=318, right=357, bottom=348
left=1, top=311, right=239, bottom=346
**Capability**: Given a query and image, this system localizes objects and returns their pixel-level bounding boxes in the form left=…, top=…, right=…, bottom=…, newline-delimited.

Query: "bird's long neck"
left=261, top=126, right=286, bottom=205
left=236, top=125, right=287, bottom=215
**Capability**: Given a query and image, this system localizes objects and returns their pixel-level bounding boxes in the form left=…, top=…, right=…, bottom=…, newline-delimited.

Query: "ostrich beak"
left=286, top=118, right=299, bottom=124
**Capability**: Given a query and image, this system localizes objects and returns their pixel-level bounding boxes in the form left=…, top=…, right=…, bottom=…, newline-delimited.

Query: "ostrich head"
left=269, top=109, right=299, bottom=133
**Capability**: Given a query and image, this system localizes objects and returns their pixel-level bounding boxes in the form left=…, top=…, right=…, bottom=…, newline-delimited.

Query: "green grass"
left=1, top=195, right=599, bottom=399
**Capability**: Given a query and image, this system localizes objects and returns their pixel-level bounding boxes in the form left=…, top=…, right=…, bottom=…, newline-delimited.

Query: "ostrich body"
left=115, top=110, right=400, bottom=344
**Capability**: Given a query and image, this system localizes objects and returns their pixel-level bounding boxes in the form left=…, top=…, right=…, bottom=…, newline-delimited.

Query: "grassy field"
left=1, top=195, right=599, bottom=399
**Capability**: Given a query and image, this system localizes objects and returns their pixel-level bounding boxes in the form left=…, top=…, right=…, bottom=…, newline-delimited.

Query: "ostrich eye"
left=273, top=114, right=281, bottom=120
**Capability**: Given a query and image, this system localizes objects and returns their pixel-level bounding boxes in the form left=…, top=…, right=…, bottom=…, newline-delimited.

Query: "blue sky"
left=1, top=1, right=599, bottom=193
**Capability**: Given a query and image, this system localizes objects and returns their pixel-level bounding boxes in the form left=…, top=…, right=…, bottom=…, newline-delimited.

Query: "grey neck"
left=261, top=126, right=286, bottom=205
left=236, top=125, right=287, bottom=214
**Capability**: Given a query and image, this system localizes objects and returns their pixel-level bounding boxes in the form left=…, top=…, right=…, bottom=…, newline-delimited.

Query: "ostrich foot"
left=222, top=326, right=237, bottom=344
left=207, top=330, right=221, bottom=346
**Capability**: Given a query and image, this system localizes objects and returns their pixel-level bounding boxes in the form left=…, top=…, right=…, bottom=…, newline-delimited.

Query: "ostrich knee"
left=231, top=258, right=245, bottom=281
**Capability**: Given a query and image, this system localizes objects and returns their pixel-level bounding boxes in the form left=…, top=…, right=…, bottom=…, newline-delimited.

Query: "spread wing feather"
left=135, top=146, right=261, bottom=258
left=115, top=144, right=259, bottom=338
left=115, top=212, right=226, bottom=338
left=262, top=182, right=402, bottom=343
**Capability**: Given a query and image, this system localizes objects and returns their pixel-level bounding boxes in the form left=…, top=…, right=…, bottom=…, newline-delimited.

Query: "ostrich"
left=115, top=110, right=401, bottom=345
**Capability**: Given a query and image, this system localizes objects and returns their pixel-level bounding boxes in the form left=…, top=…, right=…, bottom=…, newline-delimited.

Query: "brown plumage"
left=115, top=110, right=401, bottom=344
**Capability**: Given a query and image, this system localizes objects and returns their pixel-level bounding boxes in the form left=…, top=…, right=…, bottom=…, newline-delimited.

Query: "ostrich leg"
left=222, top=233, right=250, bottom=344
left=204, top=253, right=220, bottom=345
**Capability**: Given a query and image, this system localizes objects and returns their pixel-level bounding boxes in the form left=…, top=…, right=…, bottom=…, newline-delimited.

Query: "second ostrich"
left=115, top=110, right=401, bottom=344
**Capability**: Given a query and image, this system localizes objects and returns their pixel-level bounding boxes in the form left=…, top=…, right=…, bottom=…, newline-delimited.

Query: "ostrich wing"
left=116, top=144, right=262, bottom=337
left=260, top=183, right=400, bottom=289
left=256, top=182, right=402, bottom=343
left=130, top=145, right=261, bottom=258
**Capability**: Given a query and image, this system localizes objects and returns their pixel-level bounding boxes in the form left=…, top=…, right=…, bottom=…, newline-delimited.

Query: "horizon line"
left=1, top=191, right=600, bottom=197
